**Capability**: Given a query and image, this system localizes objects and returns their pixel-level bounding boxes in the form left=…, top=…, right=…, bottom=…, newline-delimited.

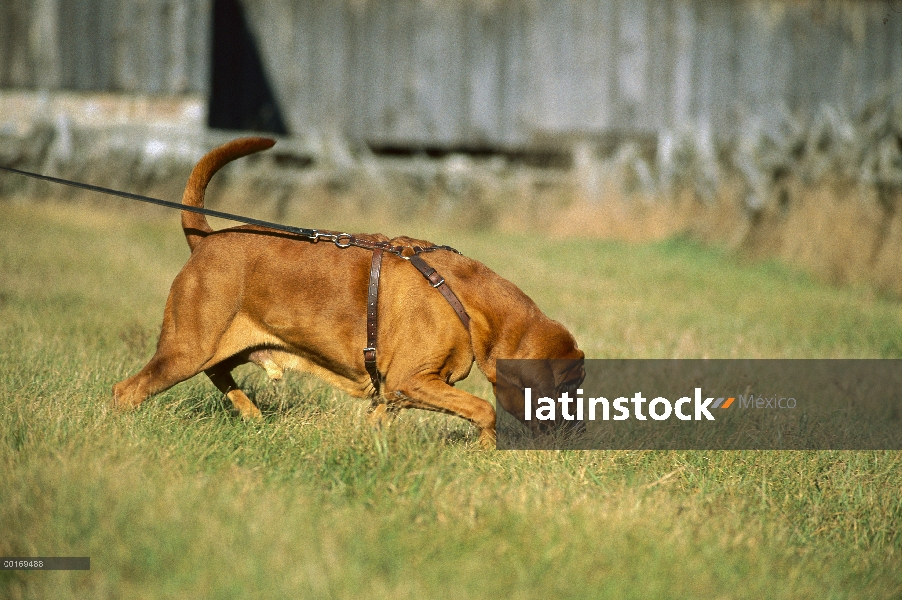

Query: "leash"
left=0, top=163, right=320, bottom=239
left=0, top=163, right=471, bottom=396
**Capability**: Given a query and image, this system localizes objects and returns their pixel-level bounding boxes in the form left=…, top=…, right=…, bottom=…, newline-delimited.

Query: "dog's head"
left=494, top=323, right=586, bottom=432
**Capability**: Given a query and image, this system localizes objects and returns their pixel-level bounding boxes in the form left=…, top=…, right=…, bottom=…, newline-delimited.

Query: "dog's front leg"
left=393, top=378, right=496, bottom=449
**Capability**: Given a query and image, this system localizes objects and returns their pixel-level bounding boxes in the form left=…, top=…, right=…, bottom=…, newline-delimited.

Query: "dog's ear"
left=494, top=361, right=529, bottom=422
left=494, top=359, right=558, bottom=423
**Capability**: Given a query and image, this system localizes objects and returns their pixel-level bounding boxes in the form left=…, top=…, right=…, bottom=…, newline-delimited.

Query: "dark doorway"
left=208, top=0, right=289, bottom=134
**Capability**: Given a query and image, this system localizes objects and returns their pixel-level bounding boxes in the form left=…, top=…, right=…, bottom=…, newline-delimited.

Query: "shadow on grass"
left=146, top=367, right=485, bottom=449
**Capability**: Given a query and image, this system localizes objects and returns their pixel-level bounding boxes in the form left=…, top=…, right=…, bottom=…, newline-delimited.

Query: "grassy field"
left=1, top=199, right=900, bottom=599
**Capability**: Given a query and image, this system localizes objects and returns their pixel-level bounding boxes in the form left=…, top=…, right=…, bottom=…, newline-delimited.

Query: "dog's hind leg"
left=393, top=378, right=497, bottom=449
left=112, top=347, right=211, bottom=412
left=205, top=363, right=262, bottom=420
left=113, top=267, right=255, bottom=413
left=113, top=310, right=226, bottom=412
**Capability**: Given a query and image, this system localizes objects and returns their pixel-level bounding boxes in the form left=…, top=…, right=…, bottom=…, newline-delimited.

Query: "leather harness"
left=310, top=232, right=471, bottom=396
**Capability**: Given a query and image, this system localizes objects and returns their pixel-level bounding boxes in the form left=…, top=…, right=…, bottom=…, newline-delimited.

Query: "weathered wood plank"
left=671, top=0, right=695, bottom=130
left=466, top=3, right=503, bottom=145
left=616, top=0, right=649, bottom=128
left=1, top=0, right=900, bottom=150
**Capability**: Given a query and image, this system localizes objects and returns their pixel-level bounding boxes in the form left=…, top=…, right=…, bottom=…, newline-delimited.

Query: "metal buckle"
left=363, top=347, right=377, bottom=361
left=431, top=276, right=445, bottom=288
left=311, top=230, right=337, bottom=243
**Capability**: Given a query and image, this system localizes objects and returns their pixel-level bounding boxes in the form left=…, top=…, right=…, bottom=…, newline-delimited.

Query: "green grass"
left=1, top=200, right=901, bottom=599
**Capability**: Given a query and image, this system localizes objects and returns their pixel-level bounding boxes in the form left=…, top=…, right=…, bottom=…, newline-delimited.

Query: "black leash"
left=0, top=164, right=319, bottom=239
left=0, top=164, right=466, bottom=261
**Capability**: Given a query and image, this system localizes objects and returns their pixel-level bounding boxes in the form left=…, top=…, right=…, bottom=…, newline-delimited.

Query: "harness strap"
left=363, top=248, right=384, bottom=393
left=362, top=250, right=471, bottom=397
left=408, top=254, right=472, bottom=331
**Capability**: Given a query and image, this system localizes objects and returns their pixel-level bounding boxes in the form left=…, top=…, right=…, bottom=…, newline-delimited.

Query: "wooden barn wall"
left=1, top=0, right=900, bottom=147
left=0, top=0, right=209, bottom=94
left=242, top=0, right=902, bottom=148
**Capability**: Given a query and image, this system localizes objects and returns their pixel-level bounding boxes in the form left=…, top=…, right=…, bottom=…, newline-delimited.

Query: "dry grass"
left=549, top=177, right=902, bottom=299
left=11, top=152, right=902, bottom=301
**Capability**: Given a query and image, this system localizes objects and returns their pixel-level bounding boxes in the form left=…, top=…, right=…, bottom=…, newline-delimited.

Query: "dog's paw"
left=239, top=405, right=263, bottom=420
left=478, top=428, right=497, bottom=450
left=111, top=383, right=137, bottom=411
left=224, top=389, right=263, bottom=420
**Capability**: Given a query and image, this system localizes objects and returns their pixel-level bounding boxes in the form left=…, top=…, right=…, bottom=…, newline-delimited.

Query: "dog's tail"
left=182, top=137, right=276, bottom=252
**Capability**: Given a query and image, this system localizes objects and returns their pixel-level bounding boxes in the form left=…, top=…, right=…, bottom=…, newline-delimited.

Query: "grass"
left=1, top=199, right=901, bottom=599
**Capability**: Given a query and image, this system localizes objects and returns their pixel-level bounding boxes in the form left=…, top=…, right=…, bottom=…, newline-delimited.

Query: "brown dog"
left=112, top=137, right=584, bottom=447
